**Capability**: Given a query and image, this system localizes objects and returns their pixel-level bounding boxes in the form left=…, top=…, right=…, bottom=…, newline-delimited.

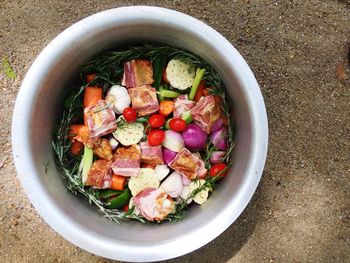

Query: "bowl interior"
left=13, top=7, right=267, bottom=262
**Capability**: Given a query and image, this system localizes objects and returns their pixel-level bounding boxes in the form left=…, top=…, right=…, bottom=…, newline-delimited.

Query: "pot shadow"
left=110, top=174, right=268, bottom=263
left=161, top=174, right=268, bottom=263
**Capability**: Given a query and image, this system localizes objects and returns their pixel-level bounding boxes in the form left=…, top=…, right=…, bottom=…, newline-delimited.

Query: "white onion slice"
left=155, top=164, right=170, bottom=181
left=161, top=172, right=183, bottom=198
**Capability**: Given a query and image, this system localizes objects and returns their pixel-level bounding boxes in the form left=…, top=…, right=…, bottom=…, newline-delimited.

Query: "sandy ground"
left=0, top=0, right=349, bottom=262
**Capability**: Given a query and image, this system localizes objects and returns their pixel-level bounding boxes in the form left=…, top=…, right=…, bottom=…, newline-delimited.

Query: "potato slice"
left=166, top=59, right=195, bottom=90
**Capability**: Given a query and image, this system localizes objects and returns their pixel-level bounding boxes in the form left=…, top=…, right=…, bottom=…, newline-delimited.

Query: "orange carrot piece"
left=159, top=100, right=175, bottom=116
left=110, top=175, right=126, bottom=191
left=83, top=86, right=103, bottom=108
left=69, top=124, right=89, bottom=139
left=70, top=140, right=84, bottom=155
left=194, top=80, right=206, bottom=102
left=86, top=73, right=97, bottom=83
left=203, top=87, right=210, bottom=97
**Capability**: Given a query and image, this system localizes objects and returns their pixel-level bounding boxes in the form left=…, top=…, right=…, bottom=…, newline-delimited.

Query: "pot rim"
left=11, top=6, right=268, bottom=262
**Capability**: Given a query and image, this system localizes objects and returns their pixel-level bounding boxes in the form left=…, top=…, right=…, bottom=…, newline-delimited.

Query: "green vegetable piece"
left=2, top=57, right=16, bottom=80
left=165, top=118, right=172, bottom=129
left=106, top=189, right=131, bottom=209
left=152, top=55, right=166, bottom=88
left=99, top=189, right=123, bottom=199
left=159, top=89, right=180, bottom=98
left=189, top=68, right=206, bottom=100
left=79, top=146, right=93, bottom=184
left=157, top=85, right=165, bottom=102
left=182, top=111, right=193, bottom=124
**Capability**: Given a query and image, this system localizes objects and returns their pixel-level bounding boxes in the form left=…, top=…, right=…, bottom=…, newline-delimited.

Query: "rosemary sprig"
left=164, top=175, right=221, bottom=222
left=52, top=84, right=142, bottom=223
left=53, top=44, right=235, bottom=224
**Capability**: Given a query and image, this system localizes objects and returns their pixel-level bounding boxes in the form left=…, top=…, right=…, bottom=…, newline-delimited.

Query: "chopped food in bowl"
left=52, top=44, right=234, bottom=223
left=12, top=6, right=268, bottom=262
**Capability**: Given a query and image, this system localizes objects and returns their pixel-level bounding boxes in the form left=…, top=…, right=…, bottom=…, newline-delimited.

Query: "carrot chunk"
left=110, top=175, right=127, bottom=191
left=70, top=140, right=84, bottom=155
left=159, top=100, right=175, bottom=116
left=83, top=86, right=103, bottom=108
left=194, top=80, right=206, bottom=102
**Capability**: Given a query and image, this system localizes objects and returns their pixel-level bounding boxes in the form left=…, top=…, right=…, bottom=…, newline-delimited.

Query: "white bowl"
left=12, top=6, right=268, bottom=262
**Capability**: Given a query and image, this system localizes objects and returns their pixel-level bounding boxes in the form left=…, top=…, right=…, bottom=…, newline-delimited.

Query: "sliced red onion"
left=182, top=123, right=207, bottom=151
left=161, top=172, right=183, bottom=198
left=155, top=164, right=170, bottom=181
left=209, top=151, right=226, bottom=164
left=108, top=136, right=119, bottom=150
left=210, top=126, right=228, bottom=151
left=162, top=130, right=184, bottom=152
left=162, top=148, right=178, bottom=165
left=181, top=174, right=191, bottom=186
left=211, top=118, right=223, bottom=132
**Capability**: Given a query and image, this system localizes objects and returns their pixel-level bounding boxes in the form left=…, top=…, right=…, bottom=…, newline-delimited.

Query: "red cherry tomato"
left=147, top=129, right=165, bottom=146
left=169, top=118, right=187, bottom=132
left=148, top=114, right=165, bottom=128
left=210, top=163, right=228, bottom=177
left=123, top=107, right=137, bottom=122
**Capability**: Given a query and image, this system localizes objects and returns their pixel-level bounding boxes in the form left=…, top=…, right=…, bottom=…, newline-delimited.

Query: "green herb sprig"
left=52, top=84, right=143, bottom=223
left=53, top=44, right=235, bottom=224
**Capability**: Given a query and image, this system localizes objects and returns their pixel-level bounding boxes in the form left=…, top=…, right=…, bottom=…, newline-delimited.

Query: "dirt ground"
left=0, top=1, right=349, bottom=262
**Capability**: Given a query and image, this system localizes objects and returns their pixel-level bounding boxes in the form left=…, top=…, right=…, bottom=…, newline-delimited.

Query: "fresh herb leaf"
left=53, top=44, right=235, bottom=224
left=2, top=58, right=16, bottom=80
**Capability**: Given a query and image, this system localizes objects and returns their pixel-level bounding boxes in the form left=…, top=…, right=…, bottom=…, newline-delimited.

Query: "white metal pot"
left=12, top=6, right=268, bottom=262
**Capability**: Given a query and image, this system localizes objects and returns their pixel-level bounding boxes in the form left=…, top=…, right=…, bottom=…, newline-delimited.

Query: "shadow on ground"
left=158, top=174, right=268, bottom=263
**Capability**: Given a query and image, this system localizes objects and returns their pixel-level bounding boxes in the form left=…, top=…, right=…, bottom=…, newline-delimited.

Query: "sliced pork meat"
left=84, top=100, right=117, bottom=140
left=169, top=148, right=207, bottom=180
left=111, top=144, right=141, bottom=177
left=122, top=59, right=154, bottom=88
left=190, top=95, right=221, bottom=134
left=173, top=94, right=195, bottom=118
left=128, top=85, right=159, bottom=116
left=134, top=188, right=175, bottom=221
left=93, top=138, right=113, bottom=160
left=140, top=142, right=164, bottom=166
left=85, top=160, right=112, bottom=189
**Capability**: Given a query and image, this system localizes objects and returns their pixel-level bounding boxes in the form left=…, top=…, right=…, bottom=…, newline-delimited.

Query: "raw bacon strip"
left=134, top=188, right=174, bottom=221
left=128, top=85, right=159, bottom=116
left=169, top=148, right=207, bottom=180
left=122, top=60, right=154, bottom=88
left=84, top=100, right=117, bottom=140
left=140, top=142, right=164, bottom=166
left=111, top=144, right=141, bottom=177
left=190, top=95, right=221, bottom=134
left=85, top=160, right=112, bottom=189
left=173, top=95, right=195, bottom=118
